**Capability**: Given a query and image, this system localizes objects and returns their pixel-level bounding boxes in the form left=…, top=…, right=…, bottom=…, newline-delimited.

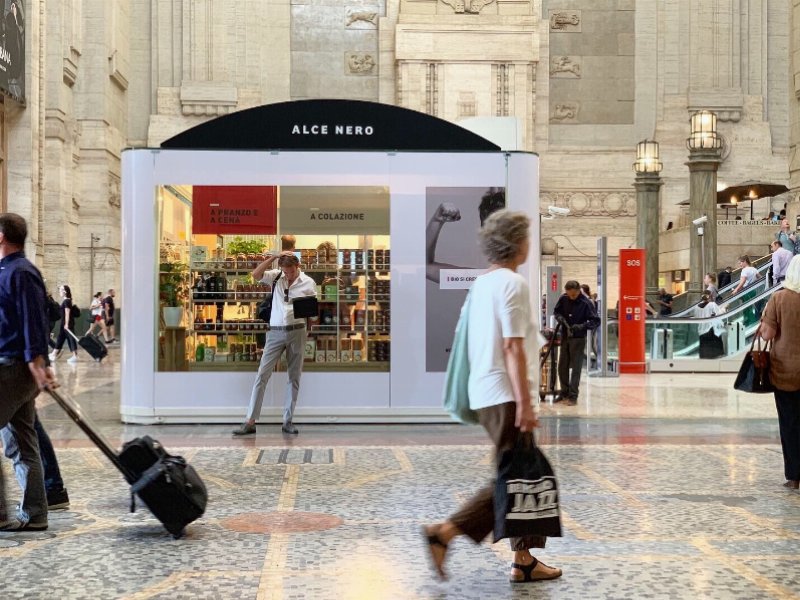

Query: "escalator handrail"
left=608, top=282, right=782, bottom=327
left=670, top=258, right=772, bottom=317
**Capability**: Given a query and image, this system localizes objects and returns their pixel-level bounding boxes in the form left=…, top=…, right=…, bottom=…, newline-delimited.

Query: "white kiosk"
left=121, top=100, right=540, bottom=424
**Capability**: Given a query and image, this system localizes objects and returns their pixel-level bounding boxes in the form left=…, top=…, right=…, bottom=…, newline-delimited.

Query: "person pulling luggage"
left=0, top=212, right=60, bottom=531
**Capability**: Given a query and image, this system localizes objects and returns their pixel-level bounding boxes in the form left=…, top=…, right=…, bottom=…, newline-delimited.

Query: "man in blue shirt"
left=553, top=280, right=600, bottom=406
left=0, top=213, right=58, bottom=531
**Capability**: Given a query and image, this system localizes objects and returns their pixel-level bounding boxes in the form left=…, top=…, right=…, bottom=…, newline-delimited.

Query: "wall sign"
left=192, top=186, right=277, bottom=235
left=279, top=186, right=389, bottom=234
left=161, top=99, right=500, bottom=152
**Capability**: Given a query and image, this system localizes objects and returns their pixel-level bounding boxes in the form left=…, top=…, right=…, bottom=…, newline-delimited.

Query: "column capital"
left=633, top=172, right=663, bottom=193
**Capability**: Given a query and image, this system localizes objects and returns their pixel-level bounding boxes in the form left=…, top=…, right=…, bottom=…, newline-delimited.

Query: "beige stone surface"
left=3, top=0, right=798, bottom=313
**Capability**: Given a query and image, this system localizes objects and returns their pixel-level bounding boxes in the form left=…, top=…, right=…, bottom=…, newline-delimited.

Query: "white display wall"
left=121, top=149, right=540, bottom=423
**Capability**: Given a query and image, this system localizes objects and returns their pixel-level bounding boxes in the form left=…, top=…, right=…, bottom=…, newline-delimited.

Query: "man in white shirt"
left=233, top=252, right=316, bottom=436
left=732, top=255, right=759, bottom=295
left=771, top=241, right=793, bottom=285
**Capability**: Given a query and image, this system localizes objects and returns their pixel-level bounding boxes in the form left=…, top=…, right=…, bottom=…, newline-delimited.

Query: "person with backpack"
left=49, top=284, right=79, bottom=363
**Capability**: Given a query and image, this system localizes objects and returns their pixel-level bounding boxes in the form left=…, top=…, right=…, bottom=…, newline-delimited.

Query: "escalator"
left=606, top=282, right=781, bottom=372
left=669, top=254, right=772, bottom=317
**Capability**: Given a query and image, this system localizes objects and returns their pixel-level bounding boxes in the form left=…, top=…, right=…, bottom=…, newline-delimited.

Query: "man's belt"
left=0, top=356, right=23, bottom=366
left=269, top=323, right=306, bottom=331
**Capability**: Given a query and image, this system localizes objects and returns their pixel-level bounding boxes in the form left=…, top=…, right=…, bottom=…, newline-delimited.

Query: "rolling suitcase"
left=46, top=387, right=207, bottom=538
left=67, top=329, right=108, bottom=362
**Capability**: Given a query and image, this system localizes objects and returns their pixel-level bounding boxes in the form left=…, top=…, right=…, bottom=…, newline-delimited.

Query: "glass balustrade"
left=605, top=283, right=780, bottom=361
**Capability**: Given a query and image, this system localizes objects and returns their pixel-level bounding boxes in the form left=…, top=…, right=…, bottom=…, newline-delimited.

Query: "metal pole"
left=89, top=234, right=99, bottom=303
left=700, top=230, right=705, bottom=288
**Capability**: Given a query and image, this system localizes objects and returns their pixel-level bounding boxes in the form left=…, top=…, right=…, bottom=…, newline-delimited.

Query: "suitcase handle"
left=45, top=386, right=135, bottom=482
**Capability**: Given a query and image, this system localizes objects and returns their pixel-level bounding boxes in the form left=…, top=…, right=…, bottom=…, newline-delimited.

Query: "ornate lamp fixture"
left=686, top=110, right=723, bottom=150
left=633, top=139, right=663, bottom=174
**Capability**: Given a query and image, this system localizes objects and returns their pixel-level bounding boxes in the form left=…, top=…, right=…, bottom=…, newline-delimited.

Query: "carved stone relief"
left=550, top=56, right=581, bottom=78
left=108, top=175, right=121, bottom=208
left=458, top=92, right=476, bottom=118
left=441, top=0, right=496, bottom=15
left=540, top=191, right=636, bottom=217
left=549, top=10, right=581, bottom=32
left=345, top=8, right=379, bottom=29
left=346, top=53, right=376, bottom=75
left=551, top=102, right=579, bottom=122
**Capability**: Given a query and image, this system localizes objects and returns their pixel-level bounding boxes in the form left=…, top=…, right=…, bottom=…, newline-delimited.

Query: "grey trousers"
left=449, top=402, right=546, bottom=551
left=246, top=327, right=306, bottom=426
left=0, top=362, right=47, bottom=524
left=558, top=337, right=586, bottom=400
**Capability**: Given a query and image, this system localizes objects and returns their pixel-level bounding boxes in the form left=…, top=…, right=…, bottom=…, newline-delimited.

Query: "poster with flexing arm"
left=425, top=186, right=505, bottom=372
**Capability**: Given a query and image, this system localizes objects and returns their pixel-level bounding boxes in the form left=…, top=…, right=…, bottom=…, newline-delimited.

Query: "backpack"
left=70, top=303, right=81, bottom=319
left=442, top=290, right=479, bottom=425
left=45, top=295, right=61, bottom=325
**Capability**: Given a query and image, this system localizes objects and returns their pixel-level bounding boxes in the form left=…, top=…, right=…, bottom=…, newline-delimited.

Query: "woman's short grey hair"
left=479, top=210, right=530, bottom=264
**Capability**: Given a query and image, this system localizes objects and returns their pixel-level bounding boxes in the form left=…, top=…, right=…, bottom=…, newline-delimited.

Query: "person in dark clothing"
left=553, top=280, right=600, bottom=405
left=50, top=284, right=78, bottom=363
left=718, top=267, right=732, bottom=289
left=656, top=288, right=673, bottom=316
left=0, top=212, right=59, bottom=531
left=103, top=289, right=116, bottom=343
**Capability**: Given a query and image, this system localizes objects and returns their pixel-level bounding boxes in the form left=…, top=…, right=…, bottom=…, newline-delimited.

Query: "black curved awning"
left=160, top=99, right=500, bottom=152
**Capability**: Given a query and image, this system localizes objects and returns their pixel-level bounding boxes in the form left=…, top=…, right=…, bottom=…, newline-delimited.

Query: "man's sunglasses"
left=284, top=288, right=290, bottom=303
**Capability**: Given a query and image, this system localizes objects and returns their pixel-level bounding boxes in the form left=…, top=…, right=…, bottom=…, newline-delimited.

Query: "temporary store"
left=120, top=100, right=540, bottom=423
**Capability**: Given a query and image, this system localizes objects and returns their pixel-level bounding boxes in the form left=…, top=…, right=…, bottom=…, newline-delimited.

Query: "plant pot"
left=163, top=307, right=184, bottom=328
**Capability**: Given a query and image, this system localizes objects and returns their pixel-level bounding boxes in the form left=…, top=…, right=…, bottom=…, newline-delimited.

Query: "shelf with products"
left=179, top=235, right=391, bottom=373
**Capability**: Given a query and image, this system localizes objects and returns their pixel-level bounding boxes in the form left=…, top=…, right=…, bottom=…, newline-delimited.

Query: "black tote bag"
left=733, top=326, right=774, bottom=394
left=494, top=433, right=562, bottom=542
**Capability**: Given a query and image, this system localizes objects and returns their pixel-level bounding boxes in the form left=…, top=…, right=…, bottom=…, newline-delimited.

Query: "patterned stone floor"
left=1, top=349, right=798, bottom=599
left=2, top=442, right=798, bottom=599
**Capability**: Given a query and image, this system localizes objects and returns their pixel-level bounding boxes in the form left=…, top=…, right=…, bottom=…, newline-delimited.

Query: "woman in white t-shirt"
left=423, top=210, right=562, bottom=584
left=87, top=291, right=107, bottom=339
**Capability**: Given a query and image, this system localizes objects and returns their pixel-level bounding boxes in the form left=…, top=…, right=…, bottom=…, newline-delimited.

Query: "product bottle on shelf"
left=196, top=341, right=205, bottom=362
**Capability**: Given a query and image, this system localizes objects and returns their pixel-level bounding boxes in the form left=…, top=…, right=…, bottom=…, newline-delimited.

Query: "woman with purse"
left=758, top=254, right=800, bottom=489
left=422, top=210, right=562, bottom=583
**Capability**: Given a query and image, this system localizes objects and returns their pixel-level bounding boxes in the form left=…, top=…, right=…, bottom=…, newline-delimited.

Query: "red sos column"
left=618, top=249, right=646, bottom=374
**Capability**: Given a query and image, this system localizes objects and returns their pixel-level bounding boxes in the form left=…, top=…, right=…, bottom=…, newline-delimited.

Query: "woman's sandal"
left=510, top=558, right=563, bottom=583
left=422, top=526, right=448, bottom=580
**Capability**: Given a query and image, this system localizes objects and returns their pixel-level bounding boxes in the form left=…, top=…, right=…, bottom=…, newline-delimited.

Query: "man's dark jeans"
left=2, top=416, right=65, bottom=492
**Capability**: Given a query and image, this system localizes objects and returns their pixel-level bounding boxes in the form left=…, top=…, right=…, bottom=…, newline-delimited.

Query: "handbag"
left=494, top=432, right=562, bottom=542
left=256, top=273, right=282, bottom=322
left=733, top=325, right=774, bottom=394
left=441, top=290, right=479, bottom=425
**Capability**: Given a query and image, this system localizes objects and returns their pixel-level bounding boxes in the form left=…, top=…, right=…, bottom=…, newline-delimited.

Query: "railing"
left=607, top=282, right=781, bottom=360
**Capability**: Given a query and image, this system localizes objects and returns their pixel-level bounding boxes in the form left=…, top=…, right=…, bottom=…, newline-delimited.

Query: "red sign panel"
left=618, top=249, right=646, bottom=374
left=192, top=186, right=278, bottom=235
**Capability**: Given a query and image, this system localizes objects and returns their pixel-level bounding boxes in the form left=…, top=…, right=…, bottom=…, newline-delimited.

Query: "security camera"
left=548, top=206, right=571, bottom=217
left=692, top=215, right=708, bottom=226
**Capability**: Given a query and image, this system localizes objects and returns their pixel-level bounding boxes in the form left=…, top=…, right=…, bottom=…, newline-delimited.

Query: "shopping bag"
left=494, top=433, right=562, bottom=542
left=733, top=327, right=774, bottom=394
left=442, top=290, right=478, bottom=425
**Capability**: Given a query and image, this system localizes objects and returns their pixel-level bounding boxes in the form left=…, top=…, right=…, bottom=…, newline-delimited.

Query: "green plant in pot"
left=159, top=262, right=190, bottom=327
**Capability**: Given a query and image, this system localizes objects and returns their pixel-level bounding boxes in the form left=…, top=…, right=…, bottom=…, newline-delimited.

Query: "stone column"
left=686, top=150, right=722, bottom=300
left=634, top=172, right=662, bottom=299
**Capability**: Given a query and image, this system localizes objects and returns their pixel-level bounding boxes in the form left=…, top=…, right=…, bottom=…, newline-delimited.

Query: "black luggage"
left=46, top=387, right=207, bottom=538
left=67, top=330, right=108, bottom=362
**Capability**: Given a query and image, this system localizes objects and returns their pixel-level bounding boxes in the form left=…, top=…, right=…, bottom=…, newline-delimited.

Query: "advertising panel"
left=618, top=248, right=646, bottom=374
left=0, top=1, right=24, bottom=102
left=192, top=186, right=278, bottom=235
left=425, top=186, right=505, bottom=372
left=279, top=186, right=389, bottom=235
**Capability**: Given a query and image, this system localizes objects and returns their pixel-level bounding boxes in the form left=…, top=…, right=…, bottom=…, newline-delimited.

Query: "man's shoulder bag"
left=256, top=273, right=282, bottom=323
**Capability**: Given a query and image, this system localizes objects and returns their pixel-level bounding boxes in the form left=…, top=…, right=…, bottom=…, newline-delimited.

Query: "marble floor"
left=1, top=348, right=797, bottom=600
